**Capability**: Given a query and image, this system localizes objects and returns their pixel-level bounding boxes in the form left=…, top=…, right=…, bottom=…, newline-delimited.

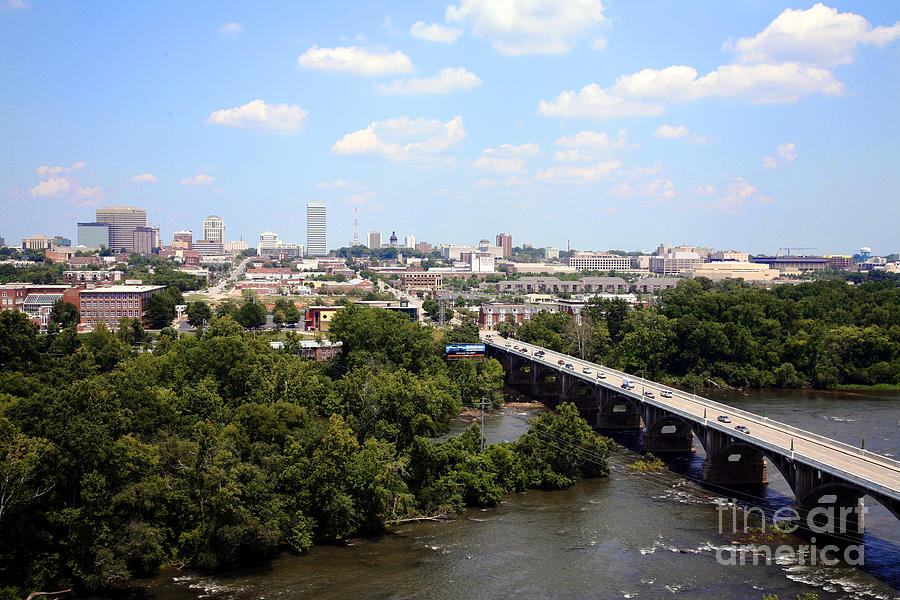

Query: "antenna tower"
left=352, top=208, right=360, bottom=246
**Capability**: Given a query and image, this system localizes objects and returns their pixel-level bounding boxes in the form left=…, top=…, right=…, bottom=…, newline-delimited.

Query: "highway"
left=484, top=334, right=900, bottom=502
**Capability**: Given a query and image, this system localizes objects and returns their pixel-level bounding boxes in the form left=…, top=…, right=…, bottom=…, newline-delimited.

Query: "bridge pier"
left=701, top=429, right=768, bottom=486
left=597, top=389, right=642, bottom=430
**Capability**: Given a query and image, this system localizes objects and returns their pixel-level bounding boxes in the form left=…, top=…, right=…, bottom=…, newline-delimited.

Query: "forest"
left=499, top=278, right=900, bottom=389
left=0, top=304, right=611, bottom=597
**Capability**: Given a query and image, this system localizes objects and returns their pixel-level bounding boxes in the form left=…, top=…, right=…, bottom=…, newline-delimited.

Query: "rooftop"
left=79, top=285, right=167, bottom=293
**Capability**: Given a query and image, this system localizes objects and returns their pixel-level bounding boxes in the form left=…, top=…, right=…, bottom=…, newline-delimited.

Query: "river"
left=134, top=388, right=900, bottom=600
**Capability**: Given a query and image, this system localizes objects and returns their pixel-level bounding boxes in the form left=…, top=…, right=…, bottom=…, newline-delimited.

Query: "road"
left=485, top=333, right=900, bottom=501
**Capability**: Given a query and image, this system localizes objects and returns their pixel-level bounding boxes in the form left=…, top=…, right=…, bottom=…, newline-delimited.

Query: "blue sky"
left=2, top=0, right=898, bottom=255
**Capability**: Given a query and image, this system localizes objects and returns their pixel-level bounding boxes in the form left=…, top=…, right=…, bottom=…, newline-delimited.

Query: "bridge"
left=486, top=334, right=900, bottom=537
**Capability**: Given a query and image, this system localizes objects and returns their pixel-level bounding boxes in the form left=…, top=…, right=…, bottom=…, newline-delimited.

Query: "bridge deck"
left=486, top=335, right=900, bottom=502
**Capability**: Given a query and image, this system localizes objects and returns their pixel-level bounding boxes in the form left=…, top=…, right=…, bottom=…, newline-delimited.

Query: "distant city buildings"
left=545, top=247, right=560, bottom=259
left=367, top=230, right=381, bottom=250
left=192, top=239, right=224, bottom=255
left=405, top=234, right=416, bottom=249
left=258, top=232, right=279, bottom=256
left=132, top=226, right=158, bottom=255
left=496, top=233, right=512, bottom=258
left=389, top=231, right=398, bottom=246
left=21, top=234, right=57, bottom=251
left=225, top=240, right=248, bottom=253
left=77, top=222, right=110, bottom=249
left=172, top=230, right=193, bottom=250
left=306, top=201, right=327, bottom=256
left=96, top=206, right=147, bottom=253
left=567, top=252, right=632, bottom=271
left=202, top=216, right=225, bottom=243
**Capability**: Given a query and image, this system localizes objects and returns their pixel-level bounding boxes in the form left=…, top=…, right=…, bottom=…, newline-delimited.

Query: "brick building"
left=78, top=285, right=168, bottom=328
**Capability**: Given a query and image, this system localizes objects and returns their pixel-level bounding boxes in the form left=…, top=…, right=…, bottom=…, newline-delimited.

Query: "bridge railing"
left=488, top=337, right=900, bottom=472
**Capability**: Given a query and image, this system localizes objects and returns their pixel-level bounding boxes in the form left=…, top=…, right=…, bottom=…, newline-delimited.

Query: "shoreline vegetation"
left=497, top=278, right=900, bottom=391
left=0, top=307, right=612, bottom=599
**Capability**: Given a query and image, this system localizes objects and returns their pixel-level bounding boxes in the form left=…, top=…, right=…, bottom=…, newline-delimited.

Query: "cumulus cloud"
left=131, top=173, right=158, bottom=183
left=726, top=3, right=900, bottom=67
left=298, top=45, right=414, bottom=76
left=206, top=99, right=308, bottom=134
left=535, top=160, right=621, bottom=184
left=332, top=115, right=465, bottom=162
left=446, top=0, right=607, bottom=55
left=377, top=67, right=482, bottom=95
left=553, top=129, right=636, bottom=161
left=29, top=161, right=103, bottom=206
left=410, top=21, right=462, bottom=43
left=654, top=124, right=689, bottom=139
left=697, top=177, right=772, bottom=214
left=643, top=178, right=676, bottom=203
left=538, top=5, right=898, bottom=118
left=470, top=143, right=540, bottom=174
left=181, top=173, right=215, bottom=186
left=763, top=141, right=798, bottom=168
left=482, top=142, right=541, bottom=158
left=218, top=22, right=243, bottom=38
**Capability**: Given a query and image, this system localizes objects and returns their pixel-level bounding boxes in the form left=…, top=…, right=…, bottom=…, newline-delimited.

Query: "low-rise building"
left=631, top=277, right=682, bottom=293
left=0, top=284, right=29, bottom=312
left=649, top=251, right=703, bottom=275
left=752, top=256, right=828, bottom=273
left=682, top=261, right=780, bottom=282
left=566, top=252, right=632, bottom=271
left=78, top=285, right=168, bottom=328
left=824, top=255, right=853, bottom=269
left=400, top=270, right=443, bottom=291
left=304, top=305, right=342, bottom=332
left=479, top=302, right=555, bottom=328
left=21, top=235, right=57, bottom=251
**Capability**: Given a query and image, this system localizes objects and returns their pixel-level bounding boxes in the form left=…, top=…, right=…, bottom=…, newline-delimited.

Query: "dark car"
left=558, top=359, right=566, bottom=365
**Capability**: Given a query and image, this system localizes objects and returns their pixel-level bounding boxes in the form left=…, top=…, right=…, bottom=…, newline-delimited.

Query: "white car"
left=660, top=390, right=672, bottom=398
left=643, top=390, right=655, bottom=399
left=582, top=367, right=592, bottom=374
left=597, top=372, right=606, bottom=379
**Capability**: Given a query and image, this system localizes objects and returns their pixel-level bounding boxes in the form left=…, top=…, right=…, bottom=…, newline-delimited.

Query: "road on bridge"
left=484, top=334, right=900, bottom=503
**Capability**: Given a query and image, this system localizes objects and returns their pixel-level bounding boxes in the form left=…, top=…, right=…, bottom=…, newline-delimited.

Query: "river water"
left=136, top=388, right=900, bottom=600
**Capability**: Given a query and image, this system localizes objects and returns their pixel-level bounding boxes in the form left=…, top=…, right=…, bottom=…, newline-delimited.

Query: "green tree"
left=186, top=301, right=212, bottom=328
left=144, top=292, right=176, bottom=329
left=50, top=297, right=80, bottom=328
left=0, top=310, right=38, bottom=367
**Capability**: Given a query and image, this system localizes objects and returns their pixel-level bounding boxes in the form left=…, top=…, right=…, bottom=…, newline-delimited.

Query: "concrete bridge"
left=488, top=335, right=900, bottom=537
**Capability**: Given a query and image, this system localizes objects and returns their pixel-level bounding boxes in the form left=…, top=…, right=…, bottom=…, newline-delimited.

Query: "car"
left=597, top=372, right=606, bottom=379
left=565, top=363, right=574, bottom=369
left=735, top=425, right=750, bottom=434
left=513, top=345, right=519, bottom=350
left=535, top=350, right=545, bottom=356
left=582, top=367, right=592, bottom=374
left=717, top=415, right=731, bottom=423
left=643, top=390, right=655, bottom=399
left=505, top=343, right=511, bottom=348
left=621, top=380, right=635, bottom=390
left=558, top=359, right=566, bottom=365
left=521, top=348, right=529, bottom=354
left=660, top=390, right=672, bottom=398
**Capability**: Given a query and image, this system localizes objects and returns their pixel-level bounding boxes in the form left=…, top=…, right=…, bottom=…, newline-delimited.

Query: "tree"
left=186, top=301, right=212, bottom=328
left=144, top=292, right=176, bottom=329
left=50, top=298, right=79, bottom=328
left=236, top=302, right=267, bottom=330
left=0, top=310, right=38, bottom=367
left=0, top=417, right=54, bottom=522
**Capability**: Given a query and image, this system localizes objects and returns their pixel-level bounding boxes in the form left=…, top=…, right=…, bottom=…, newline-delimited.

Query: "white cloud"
left=727, top=3, right=900, bottom=68
left=643, top=178, right=676, bottom=202
left=763, top=141, right=798, bottom=168
left=476, top=176, right=527, bottom=189
left=446, top=0, right=607, bottom=55
left=377, top=67, right=482, bottom=95
left=1, top=0, right=31, bottom=10
left=131, top=173, right=158, bottom=183
left=482, top=142, right=541, bottom=158
left=700, top=177, right=772, bottom=214
left=298, top=45, right=414, bottom=76
left=29, top=161, right=102, bottom=206
left=316, top=179, right=363, bottom=190
left=410, top=21, right=462, bottom=43
left=537, top=4, right=899, bottom=118
left=206, top=99, right=308, bottom=134
left=654, top=124, right=689, bottom=139
left=332, top=115, right=465, bottom=162
left=218, top=22, right=243, bottom=38
left=471, top=156, right=526, bottom=174
left=344, top=190, right=379, bottom=205
left=555, top=129, right=633, bottom=149
left=29, top=176, right=71, bottom=197
left=181, top=173, right=214, bottom=186
left=535, top=160, right=621, bottom=184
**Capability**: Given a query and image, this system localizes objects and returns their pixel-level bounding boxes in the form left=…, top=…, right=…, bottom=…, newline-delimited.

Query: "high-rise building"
left=133, top=226, right=157, bottom=255
left=202, top=215, right=225, bottom=243
left=77, top=222, right=110, bottom=249
left=367, top=230, right=382, bottom=250
left=173, top=230, right=193, bottom=249
left=405, top=234, right=416, bottom=249
left=258, top=232, right=279, bottom=256
left=496, top=233, right=512, bottom=258
left=225, top=240, right=248, bottom=253
left=306, top=201, right=327, bottom=256
left=96, top=206, right=147, bottom=253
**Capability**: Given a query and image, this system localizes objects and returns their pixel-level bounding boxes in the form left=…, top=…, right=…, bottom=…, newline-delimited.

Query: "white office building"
left=258, top=231, right=279, bottom=256
left=202, top=215, right=225, bottom=243
left=367, top=230, right=382, bottom=250
left=306, top=201, right=327, bottom=256
left=405, top=234, right=416, bottom=249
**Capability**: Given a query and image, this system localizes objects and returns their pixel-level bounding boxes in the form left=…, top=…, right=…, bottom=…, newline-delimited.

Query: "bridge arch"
left=598, top=392, right=642, bottom=430
left=644, top=414, right=698, bottom=454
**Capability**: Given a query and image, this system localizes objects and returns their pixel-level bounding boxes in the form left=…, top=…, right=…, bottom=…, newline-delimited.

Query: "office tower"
left=133, top=226, right=156, bottom=255
left=77, top=222, right=110, bottom=248
left=496, top=233, right=512, bottom=258
left=173, top=230, right=193, bottom=249
left=258, top=231, right=279, bottom=256
left=306, top=201, right=327, bottom=256
left=367, top=230, right=381, bottom=250
left=203, top=215, right=225, bottom=243
left=96, top=206, right=147, bottom=253
left=405, top=234, right=416, bottom=249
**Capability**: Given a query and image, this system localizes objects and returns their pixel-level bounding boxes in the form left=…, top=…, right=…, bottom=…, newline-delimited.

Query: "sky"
left=2, top=0, right=899, bottom=256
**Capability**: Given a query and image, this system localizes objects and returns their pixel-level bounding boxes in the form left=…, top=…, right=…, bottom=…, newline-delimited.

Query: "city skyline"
left=2, top=2, right=899, bottom=255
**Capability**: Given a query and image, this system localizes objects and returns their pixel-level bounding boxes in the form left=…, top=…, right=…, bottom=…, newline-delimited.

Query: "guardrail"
left=486, top=337, right=900, bottom=474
